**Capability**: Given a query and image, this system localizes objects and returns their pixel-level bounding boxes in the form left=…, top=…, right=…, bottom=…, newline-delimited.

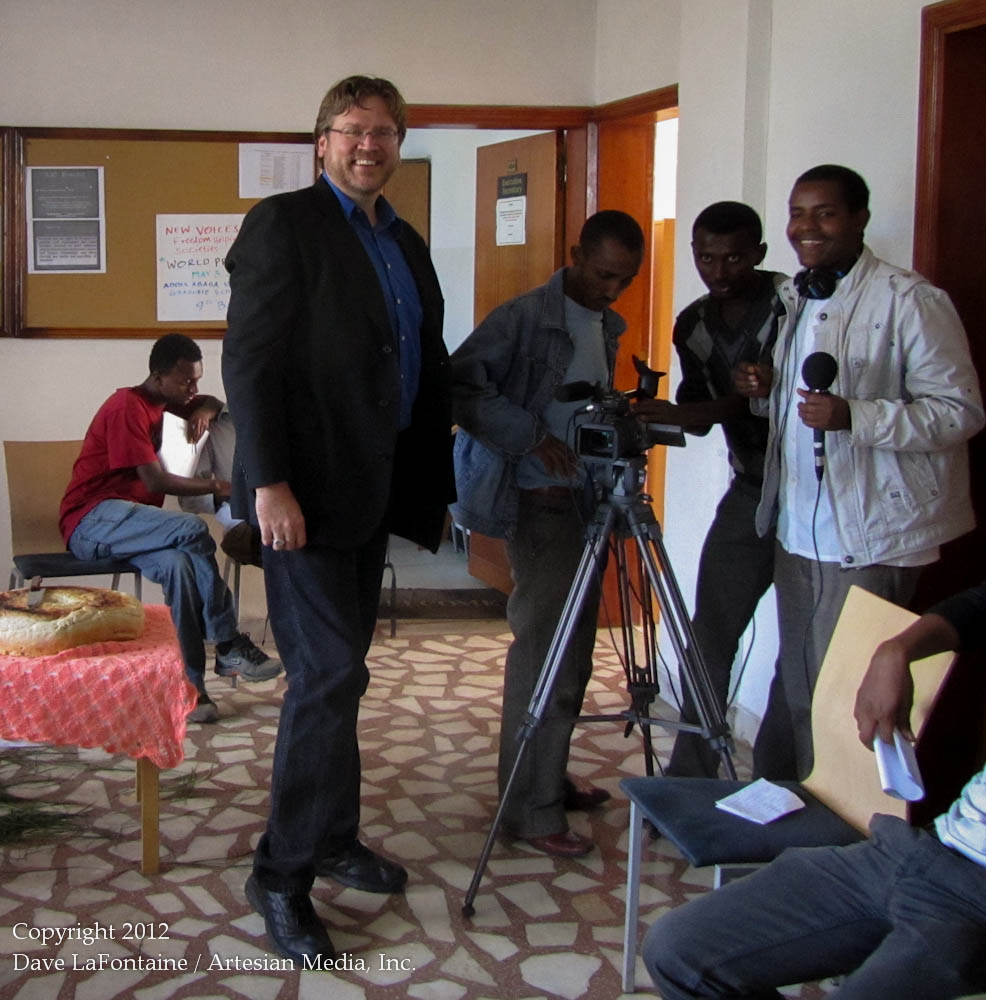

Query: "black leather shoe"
left=245, top=875, right=334, bottom=963
left=220, top=521, right=264, bottom=568
left=563, top=780, right=611, bottom=811
left=315, top=841, right=408, bottom=893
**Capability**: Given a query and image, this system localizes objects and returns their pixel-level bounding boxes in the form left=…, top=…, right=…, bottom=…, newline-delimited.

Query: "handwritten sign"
left=156, top=214, right=243, bottom=321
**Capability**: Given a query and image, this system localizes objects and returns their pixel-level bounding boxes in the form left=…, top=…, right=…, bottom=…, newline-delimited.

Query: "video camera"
left=557, top=356, right=686, bottom=463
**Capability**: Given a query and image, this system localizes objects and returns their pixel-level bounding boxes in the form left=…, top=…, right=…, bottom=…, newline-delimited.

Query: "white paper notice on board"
left=27, top=166, right=106, bottom=273
left=496, top=196, right=527, bottom=246
left=156, top=214, right=243, bottom=322
left=238, top=143, right=315, bottom=198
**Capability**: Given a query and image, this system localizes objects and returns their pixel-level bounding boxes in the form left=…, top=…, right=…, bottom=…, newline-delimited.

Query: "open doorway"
left=389, top=126, right=550, bottom=593
left=387, top=92, right=680, bottom=597
left=400, top=127, right=548, bottom=355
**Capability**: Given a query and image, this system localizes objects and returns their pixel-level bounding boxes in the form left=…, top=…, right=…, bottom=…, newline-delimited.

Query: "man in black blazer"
left=223, top=75, right=453, bottom=964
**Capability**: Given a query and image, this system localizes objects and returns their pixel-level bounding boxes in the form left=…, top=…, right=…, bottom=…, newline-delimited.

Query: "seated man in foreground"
left=642, top=580, right=986, bottom=999
left=59, top=333, right=281, bottom=723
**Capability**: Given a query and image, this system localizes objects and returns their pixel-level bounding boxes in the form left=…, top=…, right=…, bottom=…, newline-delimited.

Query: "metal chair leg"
left=622, top=799, right=644, bottom=993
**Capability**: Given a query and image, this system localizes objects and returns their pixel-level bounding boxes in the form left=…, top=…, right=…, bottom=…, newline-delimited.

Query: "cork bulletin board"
left=1, top=127, right=431, bottom=338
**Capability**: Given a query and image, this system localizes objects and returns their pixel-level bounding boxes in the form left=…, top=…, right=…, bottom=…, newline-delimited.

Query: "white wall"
left=762, top=0, right=924, bottom=263
left=1, top=0, right=941, bottom=741
left=0, top=0, right=599, bottom=128
left=594, top=0, right=680, bottom=105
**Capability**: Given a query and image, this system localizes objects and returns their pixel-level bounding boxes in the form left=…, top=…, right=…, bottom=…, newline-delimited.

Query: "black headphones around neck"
left=793, top=266, right=844, bottom=300
left=792, top=255, right=859, bottom=300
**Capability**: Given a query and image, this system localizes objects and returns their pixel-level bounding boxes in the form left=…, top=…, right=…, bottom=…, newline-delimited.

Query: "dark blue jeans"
left=643, top=815, right=986, bottom=999
left=253, top=528, right=388, bottom=893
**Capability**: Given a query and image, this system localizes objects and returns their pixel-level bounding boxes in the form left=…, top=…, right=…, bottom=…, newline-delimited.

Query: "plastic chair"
left=619, top=586, right=955, bottom=992
left=4, top=440, right=142, bottom=597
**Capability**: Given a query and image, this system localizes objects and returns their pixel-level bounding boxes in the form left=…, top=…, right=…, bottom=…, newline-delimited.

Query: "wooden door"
left=383, top=158, right=431, bottom=244
left=909, top=0, right=986, bottom=823
left=595, top=112, right=658, bottom=624
left=914, top=2, right=986, bottom=603
left=473, top=131, right=564, bottom=324
left=596, top=113, right=656, bottom=391
left=467, top=131, right=565, bottom=593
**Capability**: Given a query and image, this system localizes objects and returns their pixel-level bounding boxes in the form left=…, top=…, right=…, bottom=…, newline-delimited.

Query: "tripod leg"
left=631, top=551, right=661, bottom=776
left=627, top=508, right=737, bottom=779
left=611, top=540, right=659, bottom=776
left=463, top=505, right=616, bottom=916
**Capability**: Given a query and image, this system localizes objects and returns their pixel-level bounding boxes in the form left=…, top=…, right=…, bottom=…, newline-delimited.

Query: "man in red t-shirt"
left=60, top=333, right=281, bottom=722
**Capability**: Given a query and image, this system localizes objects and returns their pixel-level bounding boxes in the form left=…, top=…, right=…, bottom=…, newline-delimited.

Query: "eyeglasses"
left=325, top=126, right=400, bottom=145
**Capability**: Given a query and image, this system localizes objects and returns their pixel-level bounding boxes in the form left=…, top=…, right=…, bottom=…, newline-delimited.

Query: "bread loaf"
left=0, top=586, right=144, bottom=657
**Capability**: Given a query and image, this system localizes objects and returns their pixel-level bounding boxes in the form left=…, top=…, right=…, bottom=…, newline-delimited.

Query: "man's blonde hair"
left=313, top=75, right=407, bottom=144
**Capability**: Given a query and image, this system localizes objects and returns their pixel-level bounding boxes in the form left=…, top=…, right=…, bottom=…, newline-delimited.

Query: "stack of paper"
left=715, top=779, right=806, bottom=825
left=158, top=412, right=210, bottom=477
left=875, top=730, right=925, bottom=801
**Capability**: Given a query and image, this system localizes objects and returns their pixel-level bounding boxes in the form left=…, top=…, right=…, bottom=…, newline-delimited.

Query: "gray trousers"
left=499, top=489, right=599, bottom=839
left=667, top=477, right=775, bottom=778
left=753, top=546, right=922, bottom=780
left=643, top=815, right=986, bottom=1000
left=178, top=408, right=236, bottom=517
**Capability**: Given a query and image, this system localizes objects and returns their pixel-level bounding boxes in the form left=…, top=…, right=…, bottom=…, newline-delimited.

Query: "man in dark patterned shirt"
left=635, top=201, right=785, bottom=776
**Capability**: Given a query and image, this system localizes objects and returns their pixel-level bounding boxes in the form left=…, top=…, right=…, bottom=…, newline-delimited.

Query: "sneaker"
left=220, top=522, right=263, bottom=568
left=188, top=693, right=219, bottom=724
left=215, top=634, right=282, bottom=682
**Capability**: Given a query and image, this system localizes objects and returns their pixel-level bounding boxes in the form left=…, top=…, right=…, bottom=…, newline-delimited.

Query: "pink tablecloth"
left=0, top=605, right=196, bottom=768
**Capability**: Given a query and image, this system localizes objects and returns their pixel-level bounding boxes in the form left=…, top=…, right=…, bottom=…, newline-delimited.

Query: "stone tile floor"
left=0, top=618, right=833, bottom=1000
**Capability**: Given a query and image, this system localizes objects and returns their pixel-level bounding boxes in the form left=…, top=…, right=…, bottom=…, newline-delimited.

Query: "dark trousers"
left=499, top=489, right=599, bottom=838
left=666, top=477, right=775, bottom=778
left=643, top=815, right=986, bottom=1000
left=253, top=527, right=388, bottom=893
left=753, top=546, right=923, bottom=781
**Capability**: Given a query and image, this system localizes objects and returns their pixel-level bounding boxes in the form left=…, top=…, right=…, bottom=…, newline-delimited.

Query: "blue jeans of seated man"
left=642, top=815, right=986, bottom=1000
left=69, top=500, right=239, bottom=693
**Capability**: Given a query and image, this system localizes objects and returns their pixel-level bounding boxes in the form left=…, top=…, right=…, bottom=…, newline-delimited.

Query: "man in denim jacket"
left=451, top=210, right=644, bottom=857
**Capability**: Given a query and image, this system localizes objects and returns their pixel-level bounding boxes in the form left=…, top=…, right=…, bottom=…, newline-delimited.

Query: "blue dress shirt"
left=323, top=173, right=423, bottom=430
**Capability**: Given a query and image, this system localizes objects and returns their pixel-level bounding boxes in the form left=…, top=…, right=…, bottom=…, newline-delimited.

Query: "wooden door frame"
left=909, top=0, right=986, bottom=824
left=913, top=0, right=986, bottom=276
left=407, top=86, right=678, bottom=242
left=429, top=89, right=679, bottom=611
left=407, top=86, right=677, bottom=130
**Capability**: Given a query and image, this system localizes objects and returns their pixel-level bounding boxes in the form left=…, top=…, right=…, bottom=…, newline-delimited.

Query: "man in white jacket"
left=737, top=164, right=984, bottom=780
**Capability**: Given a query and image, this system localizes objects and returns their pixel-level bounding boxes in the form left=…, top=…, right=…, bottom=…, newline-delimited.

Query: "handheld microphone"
left=801, top=351, right=838, bottom=481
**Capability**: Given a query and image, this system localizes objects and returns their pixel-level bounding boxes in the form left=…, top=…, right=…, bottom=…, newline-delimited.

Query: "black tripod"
left=462, top=454, right=735, bottom=916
